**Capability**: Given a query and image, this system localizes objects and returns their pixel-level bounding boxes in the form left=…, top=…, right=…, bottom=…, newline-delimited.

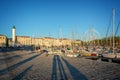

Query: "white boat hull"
left=103, top=53, right=120, bottom=58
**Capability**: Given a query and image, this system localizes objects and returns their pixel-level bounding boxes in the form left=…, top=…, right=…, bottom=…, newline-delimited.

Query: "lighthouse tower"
left=12, top=26, right=16, bottom=47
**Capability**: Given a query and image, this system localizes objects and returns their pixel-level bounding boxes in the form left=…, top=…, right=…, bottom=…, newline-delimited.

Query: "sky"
left=0, top=0, right=120, bottom=40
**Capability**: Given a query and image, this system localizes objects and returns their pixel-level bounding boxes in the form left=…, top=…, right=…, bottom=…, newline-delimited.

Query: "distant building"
left=71, top=40, right=81, bottom=46
left=16, top=36, right=31, bottom=46
left=31, top=38, right=41, bottom=46
left=41, top=37, right=56, bottom=47
left=59, top=38, right=72, bottom=46
left=1, top=25, right=81, bottom=48
left=0, top=34, right=7, bottom=47
left=8, top=38, right=12, bottom=47
left=15, top=36, right=79, bottom=47
left=1, top=26, right=82, bottom=47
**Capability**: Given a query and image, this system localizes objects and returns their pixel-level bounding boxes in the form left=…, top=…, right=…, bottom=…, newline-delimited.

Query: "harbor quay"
left=1, top=1, right=120, bottom=80
left=0, top=49, right=120, bottom=80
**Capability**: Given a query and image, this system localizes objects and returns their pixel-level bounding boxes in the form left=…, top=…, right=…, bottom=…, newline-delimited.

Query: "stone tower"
left=12, top=26, right=16, bottom=47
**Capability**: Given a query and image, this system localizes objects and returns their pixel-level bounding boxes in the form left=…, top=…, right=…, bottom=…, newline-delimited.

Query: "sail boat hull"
left=103, top=53, right=116, bottom=58
left=103, top=53, right=120, bottom=58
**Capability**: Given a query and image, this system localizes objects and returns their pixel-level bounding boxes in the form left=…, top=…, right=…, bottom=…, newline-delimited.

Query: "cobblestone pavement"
left=1, top=51, right=120, bottom=80
left=0, top=51, right=41, bottom=80
left=62, top=56, right=120, bottom=80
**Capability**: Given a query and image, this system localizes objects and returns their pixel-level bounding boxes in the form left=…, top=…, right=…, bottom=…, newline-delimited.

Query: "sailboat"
left=103, top=9, right=120, bottom=59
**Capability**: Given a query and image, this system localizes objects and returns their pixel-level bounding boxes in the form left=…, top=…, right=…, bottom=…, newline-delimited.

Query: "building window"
left=0, top=37, right=2, bottom=39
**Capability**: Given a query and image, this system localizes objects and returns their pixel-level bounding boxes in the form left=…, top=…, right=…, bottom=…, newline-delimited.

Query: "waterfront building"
left=0, top=34, right=7, bottom=47
left=31, top=38, right=41, bottom=46
left=16, top=36, right=31, bottom=46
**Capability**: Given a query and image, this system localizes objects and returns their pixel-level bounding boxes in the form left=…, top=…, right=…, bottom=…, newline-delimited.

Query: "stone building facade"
left=0, top=34, right=81, bottom=47
left=0, top=34, right=7, bottom=47
left=16, top=36, right=31, bottom=46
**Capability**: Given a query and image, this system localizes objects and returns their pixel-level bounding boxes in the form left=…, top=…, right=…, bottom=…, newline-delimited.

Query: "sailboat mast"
left=112, top=9, right=115, bottom=54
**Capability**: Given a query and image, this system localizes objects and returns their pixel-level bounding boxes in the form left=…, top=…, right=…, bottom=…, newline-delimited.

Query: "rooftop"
left=0, top=34, right=6, bottom=36
left=12, top=26, right=16, bottom=29
left=16, top=36, right=30, bottom=38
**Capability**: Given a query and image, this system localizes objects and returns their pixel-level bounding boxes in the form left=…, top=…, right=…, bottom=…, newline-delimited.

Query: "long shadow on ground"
left=0, top=55, right=22, bottom=65
left=57, top=55, right=68, bottom=80
left=52, top=55, right=68, bottom=80
left=12, top=65, right=33, bottom=80
left=0, top=55, right=21, bottom=60
left=61, top=57, right=88, bottom=80
left=0, top=53, right=41, bottom=76
left=52, top=55, right=57, bottom=80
